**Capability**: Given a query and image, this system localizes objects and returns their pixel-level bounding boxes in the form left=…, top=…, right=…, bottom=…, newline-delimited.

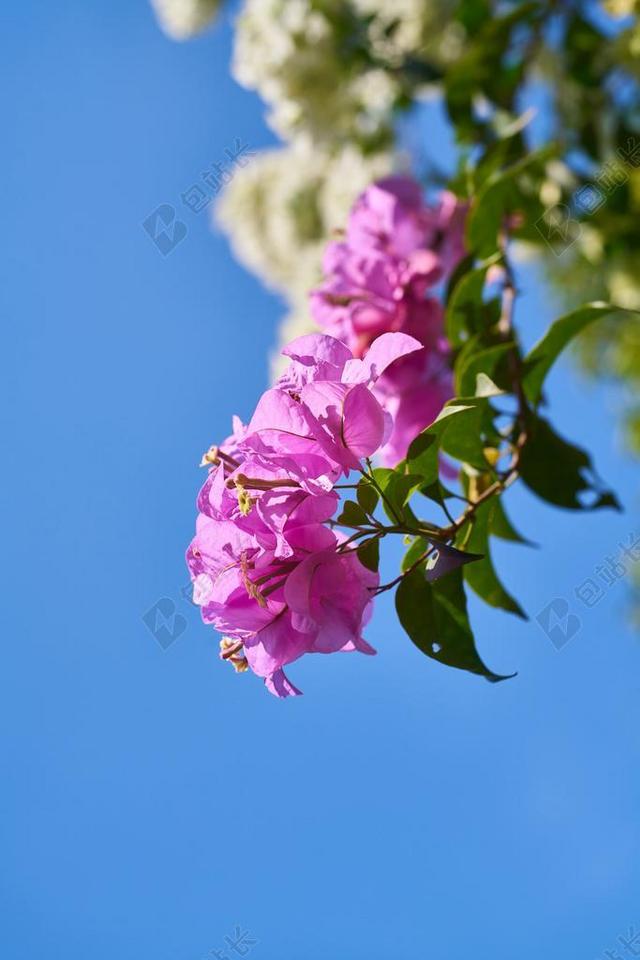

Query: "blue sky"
left=2, top=3, right=640, bottom=959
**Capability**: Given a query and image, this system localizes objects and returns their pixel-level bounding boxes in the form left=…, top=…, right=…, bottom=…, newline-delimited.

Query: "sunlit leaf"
left=522, top=302, right=634, bottom=405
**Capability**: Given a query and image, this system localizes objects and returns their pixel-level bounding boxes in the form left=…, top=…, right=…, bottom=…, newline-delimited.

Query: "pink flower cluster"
left=310, top=176, right=466, bottom=465
left=187, top=331, right=421, bottom=698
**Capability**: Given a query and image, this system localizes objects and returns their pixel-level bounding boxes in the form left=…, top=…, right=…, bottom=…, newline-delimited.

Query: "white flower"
left=150, top=0, right=221, bottom=40
left=232, top=0, right=460, bottom=142
left=215, top=138, right=395, bottom=296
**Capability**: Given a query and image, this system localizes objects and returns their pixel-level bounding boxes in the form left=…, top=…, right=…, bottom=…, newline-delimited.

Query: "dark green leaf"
left=458, top=501, right=527, bottom=618
left=519, top=415, right=620, bottom=511
left=490, top=498, right=533, bottom=545
left=444, top=3, right=540, bottom=140
left=337, top=500, right=369, bottom=527
left=396, top=569, right=514, bottom=682
left=445, top=257, right=501, bottom=346
left=419, top=479, right=457, bottom=510
left=357, top=478, right=379, bottom=515
left=445, top=252, right=475, bottom=306
left=438, top=400, right=495, bottom=470
left=357, top=537, right=380, bottom=573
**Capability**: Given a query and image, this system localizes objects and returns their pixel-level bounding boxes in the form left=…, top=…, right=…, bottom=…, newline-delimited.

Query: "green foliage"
left=396, top=569, right=514, bottom=682
left=356, top=477, right=379, bottom=515
left=445, top=255, right=501, bottom=346
left=336, top=499, right=369, bottom=527
left=489, top=498, right=531, bottom=545
left=171, top=0, right=640, bottom=684
left=357, top=536, right=380, bottom=573
left=522, top=303, right=635, bottom=405
left=465, top=148, right=555, bottom=257
left=518, top=415, right=620, bottom=512
left=456, top=500, right=527, bottom=619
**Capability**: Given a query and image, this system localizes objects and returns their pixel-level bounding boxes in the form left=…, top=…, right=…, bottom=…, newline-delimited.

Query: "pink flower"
left=186, top=331, right=419, bottom=697
left=246, top=331, right=421, bottom=471
left=187, top=509, right=377, bottom=699
left=310, top=176, right=466, bottom=465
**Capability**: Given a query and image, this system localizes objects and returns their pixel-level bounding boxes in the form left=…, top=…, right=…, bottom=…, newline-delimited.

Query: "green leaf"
left=419, top=479, right=457, bottom=510
left=395, top=569, right=514, bottom=682
left=357, top=537, right=380, bottom=573
left=458, top=501, right=527, bottom=618
left=445, top=252, right=475, bottom=306
left=475, top=372, right=505, bottom=397
left=490, top=498, right=533, bottom=545
left=407, top=399, right=495, bottom=480
left=357, top=478, right=379, bottom=515
left=371, top=468, right=423, bottom=523
left=445, top=256, right=501, bottom=346
left=519, top=415, right=621, bottom=511
left=444, top=3, right=540, bottom=140
left=522, top=303, right=634, bottom=405
left=455, top=341, right=514, bottom=397
left=406, top=404, right=473, bottom=483
left=466, top=146, right=555, bottom=257
left=438, top=400, right=495, bottom=470
left=337, top=499, right=369, bottom=527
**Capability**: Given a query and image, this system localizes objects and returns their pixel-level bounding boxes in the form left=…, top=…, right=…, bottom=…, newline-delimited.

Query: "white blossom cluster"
left=150, top=0, right=221, bottom=40
left=216, top=137, right=394, bottom=297
left=232, top=0, right=460, bottom=144
left=215, top=138, right=396, bottom=374
left=151, top=0, right=458, bottom=376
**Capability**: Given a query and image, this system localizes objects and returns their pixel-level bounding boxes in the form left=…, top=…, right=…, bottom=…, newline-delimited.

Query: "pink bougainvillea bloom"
left=187, top=510, right=378, bottom=698
left=310, top=175, right=466, bottom=465
left=186, top=331, right=422, bottom=697
left=246, top=331, right=421, bottom=472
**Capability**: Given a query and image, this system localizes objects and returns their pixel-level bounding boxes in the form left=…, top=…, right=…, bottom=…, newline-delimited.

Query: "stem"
left=436, top=241, right=530, bottom=544
left=364, top=458, right=403, bottom=525
left=372, top=545, right=436, bottom=595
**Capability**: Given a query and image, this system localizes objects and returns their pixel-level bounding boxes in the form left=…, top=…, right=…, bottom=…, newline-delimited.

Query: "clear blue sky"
left=2, top=3, right=640, bottom=958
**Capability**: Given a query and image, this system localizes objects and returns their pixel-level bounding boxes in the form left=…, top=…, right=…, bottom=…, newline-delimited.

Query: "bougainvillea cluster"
left=310, top=175, right=466, bottom=464
left=187, top=331, right=421, bottom=697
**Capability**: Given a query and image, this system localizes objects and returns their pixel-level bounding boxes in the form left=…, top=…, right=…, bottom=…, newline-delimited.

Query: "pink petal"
left=342, top=332, right=422, bottom=385
left=282, top=334, right=352, bottom=373
left=248, top=388, right=313, bottom=439
left=341, top=383, right=386, bottom=459
left=265, top=668, right=303, bottom=698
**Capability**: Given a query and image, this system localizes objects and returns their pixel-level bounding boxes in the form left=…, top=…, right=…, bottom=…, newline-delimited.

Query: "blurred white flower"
left=215, top=138, right=395, bottom=297
left=232, top=0, right=456, bottom=144
left=151, top=0, right=221, bottom=40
